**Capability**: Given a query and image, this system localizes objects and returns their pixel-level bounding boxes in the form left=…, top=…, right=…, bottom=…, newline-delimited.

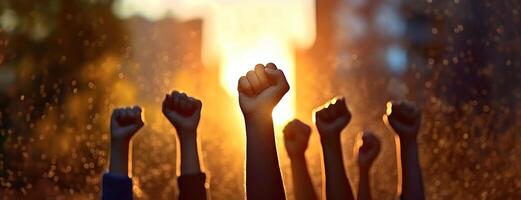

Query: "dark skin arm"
left=238, top=63, right=289, bottom=200
left=162, top=91, right=204, bottom=176
left=315, top=98, right=354, bottom=200
left=283, top=120, right=318, bottom=200
left=356, top=132, right=381, bottom=200
left=109, top=106, right=144, bottom=177
left=384, top=101, right=425, bottom=200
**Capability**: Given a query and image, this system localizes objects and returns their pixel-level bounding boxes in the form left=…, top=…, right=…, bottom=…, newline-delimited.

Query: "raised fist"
left=383, top=101, right=421, bottom=141
left=237, top=63, right=290, bottom=116
left=283, top=119, right=312, bottom=159
left=162, top=91, right=202, bottom=135
left=110, top=106, right=144, bottom=142
left=357, top=131, right=381, bottom=169
left=315, top=97, right=351, bottom=138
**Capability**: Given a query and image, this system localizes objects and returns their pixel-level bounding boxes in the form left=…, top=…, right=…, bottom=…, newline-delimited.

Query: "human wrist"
left=109, top=140, right=130, bottom=176
left=359, top=164, right=372, bottom=173
left=243, top=110, right=273, bottom=121
left=111, top=137, right=131, bottom=150
left=320, top=133, right=341, bottom=145
left=399, top=137, right=418, bottom=150
left=176, top=128, right=198, bottom=141
left=289, top=154, right=306, bottom=164
left=179, top=136, right=198, bottom=150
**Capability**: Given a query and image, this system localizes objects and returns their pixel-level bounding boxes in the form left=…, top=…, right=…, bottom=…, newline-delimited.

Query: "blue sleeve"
left=102, top=173, right=133, bottom=200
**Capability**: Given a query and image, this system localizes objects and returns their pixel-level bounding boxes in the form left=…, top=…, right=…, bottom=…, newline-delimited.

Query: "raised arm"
left=162, top=91, right=207, bottom=200
left=315, top=98, right=354, bottom=200
left=283, top=120, right=318, bottom=200
left=356, top=132, right=381, bottom=200
left=238, top=63, right=289, bottom=200
left=383, top=101, right=425, bottom=200
left=103, top=106, right=144, bottom=200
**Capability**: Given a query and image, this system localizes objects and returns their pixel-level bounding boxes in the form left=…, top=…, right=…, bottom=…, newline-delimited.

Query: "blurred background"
left=0, top=0, right=520, bottom=199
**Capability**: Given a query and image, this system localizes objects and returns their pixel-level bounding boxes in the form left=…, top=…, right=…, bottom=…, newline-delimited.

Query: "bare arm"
left=109, top=139, right=131, bottom=177
left=357, top=132, right=381, bottom=200
left=178, top=129, right=202, bottom=175
left=283, top=120, right=318, bottom=200
left=163, top=91, right=204, bottom=175
left=109, top=106, right=144, bottom=177
left=103, top=106, right=144, bottom=200
left=244, top=114, right=285, bottom=199
left=315, top=98, right=354, bottom=200
left=321, top=136, right=352, bottom=200
left=358, top=168, right=371, bottom=200
left=384, top=101, right=425, bottom=200
left=238, top=63, right=289, bottom=200
left=399, top=140, right=423, bottom=200
left=162, top=91, right=207, bottom=200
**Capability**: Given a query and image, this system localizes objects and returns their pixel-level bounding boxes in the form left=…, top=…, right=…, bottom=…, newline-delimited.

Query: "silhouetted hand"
left=315, top=98, right=351, bottom=139
left=315, top=97, right=354, bottom=200
left=110, top=106, right=144, bottom=142
left=283, top=119, right=312, bottom=159
left=285, top=119, right=318, bottom=200
left=162, top=91, right=202, bottom=135
left=238, top=63, right=290, bottom=117
left=383, top=101, right=421, bottom=142
left=384, top=101, right=425, bottom=200
left=357, top=132, right=381, bottom=169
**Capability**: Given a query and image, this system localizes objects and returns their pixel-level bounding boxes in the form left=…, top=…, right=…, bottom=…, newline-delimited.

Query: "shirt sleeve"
left=178, top=172, right=208, bottom=200
left=102, top=173, right=133, bottom=200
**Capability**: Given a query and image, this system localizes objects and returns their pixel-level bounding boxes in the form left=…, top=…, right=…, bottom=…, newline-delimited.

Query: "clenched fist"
left=383, top=101, right=421, bottom=142
left=315, top=98, right=351, bottom=139
left=162, top=91, right=202, bottom=136
left=237, top=63, right=290, bottom=117
left=110, top=106, right=144, bottom=142
left=357, top=132, right=381, bottom=169
left=283, top=119, right=312, bottom=159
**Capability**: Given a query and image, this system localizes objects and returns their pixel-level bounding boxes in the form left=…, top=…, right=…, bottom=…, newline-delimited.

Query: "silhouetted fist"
left=315, top=98, right=351, bottom=138
left=110, top=106, right=144, bottom=142
left=162, top=91, right=202, bottom=135
left=383, top=101, right=421, bottom=142
left=237, top=63, right=290, bottom=116
left=357, top=131, right=381, bottom=169
left=283, top=119, right=312, bottom=159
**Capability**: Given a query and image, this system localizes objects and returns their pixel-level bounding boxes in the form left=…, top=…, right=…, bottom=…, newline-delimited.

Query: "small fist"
left=357, top=131, right=381, bottom=169
left=283, top=119, right=312, bottom=159
left=383, top=101, right=421, bottom=141
left=315, top=97, right=351, bottom=138
left=110, top=106, right=144, bottom=142
left=162, top=91, right=202, bottom=135
left=237, top=63, right=290, bottom=116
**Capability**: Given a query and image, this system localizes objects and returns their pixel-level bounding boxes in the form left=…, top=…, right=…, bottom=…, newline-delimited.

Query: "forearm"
left=245, top=114, right=285, bottom=200
left=178, top=130, right=202, bottom=175
left=358, top=168, right=371, bottom=200
left=176, top=131, right=207, bottom=200
left=399, top=140, right=424, bottom=200
left=320, top=136, right=354, bottom=200
left=290, top=156, right=317, bottom=200
left=110, top=139, right=131, bottom=177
